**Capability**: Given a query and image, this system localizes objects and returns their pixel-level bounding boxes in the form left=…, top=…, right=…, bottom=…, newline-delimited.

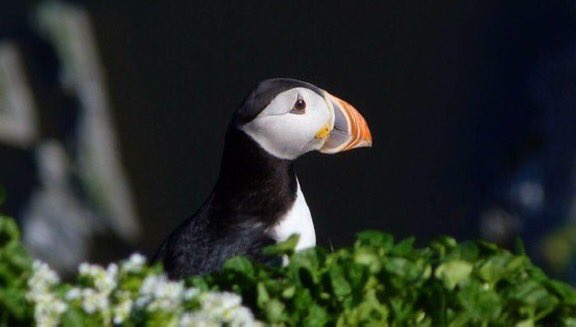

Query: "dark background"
left=2, top=1, right=576, bottom=280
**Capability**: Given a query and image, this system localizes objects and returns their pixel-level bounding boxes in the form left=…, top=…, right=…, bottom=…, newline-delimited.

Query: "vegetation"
left=193, top=233, right=576, bottom=326
left=1, top=214, right=575, bottom=326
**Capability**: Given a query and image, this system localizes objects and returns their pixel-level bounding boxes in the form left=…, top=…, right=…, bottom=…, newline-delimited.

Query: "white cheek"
left=242, top=116, right=312, bottom=159
left=243, top=112, right=327, bottom=159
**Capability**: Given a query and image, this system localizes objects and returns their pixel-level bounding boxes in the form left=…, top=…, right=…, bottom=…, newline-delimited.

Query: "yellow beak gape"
left=314, top=122, right=332, bottom=140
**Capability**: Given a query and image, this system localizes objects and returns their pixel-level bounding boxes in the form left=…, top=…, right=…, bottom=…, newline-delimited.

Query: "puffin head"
left=234, top=78, right=372, bottom=160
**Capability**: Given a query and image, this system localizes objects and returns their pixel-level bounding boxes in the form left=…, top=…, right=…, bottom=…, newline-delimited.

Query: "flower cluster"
left=181, top=291, right=260, bottom=326
left=65, top=261, right=118, bottom=322
left=25, top=254, right=261, bottom=326
left=26, top=261, right=68, bottom=327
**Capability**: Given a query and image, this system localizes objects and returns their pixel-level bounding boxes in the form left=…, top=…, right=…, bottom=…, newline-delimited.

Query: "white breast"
left=269, top=179, right=316, bottom=250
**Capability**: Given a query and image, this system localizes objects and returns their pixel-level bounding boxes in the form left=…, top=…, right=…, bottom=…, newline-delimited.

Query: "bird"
left=154, top=78, right=372, bottom=279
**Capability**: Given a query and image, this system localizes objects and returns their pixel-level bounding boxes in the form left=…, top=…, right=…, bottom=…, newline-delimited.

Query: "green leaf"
left=61, top=307, right=85, bottom=327
left=515, top=319, right=534, bottom=327
left=384, top=258, right=411, bottom=277
left=476, top=254, right=526, bottom=283
left=338, top=289, right=388, bottom=326
left=457, top=283, right=502, bottom=322
left=258, top=284, right=286, bottom=324
left=289, top=248, right=323, bottom=286
left=281, top=285, right=295, bottom=299
left=458, top=241, right=480, bottom=261
left=430, top=236, right=458, bottom=259
left=515, top=237, right=527, bottom=256
left=0, top=216, right=20, bottom=248
left=329, top=265, right=352, bottom=300
left=354, top=248, right=381, bottom=273
left=435, top=260, right=473, bottom=289
left=262, top=234, right=300, bottom=256
left=513, top=281, right=554, bottom=307
left=355, top=231, right=393, bottom=250
left=222, top=256, right=255, bottom=277
left=391, top=237, right=415, bottom=256
left=304, top=302, right=331, bottom=326
left=544, top=280, right=576, bottom=305
left=561, top=317, right=576, bottom=326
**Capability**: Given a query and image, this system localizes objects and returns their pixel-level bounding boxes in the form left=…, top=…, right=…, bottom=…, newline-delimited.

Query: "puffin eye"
left=290, top=95, right=306, bottom=115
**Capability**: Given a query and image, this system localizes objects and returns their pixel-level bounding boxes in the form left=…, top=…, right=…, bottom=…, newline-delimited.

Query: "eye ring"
left=290, top=95, right=306, bottom=115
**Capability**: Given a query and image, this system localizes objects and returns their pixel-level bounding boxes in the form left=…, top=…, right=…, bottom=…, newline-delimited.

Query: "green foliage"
left=1, top=214, right=576, bottom=326
left=0, top=215, right=33, bottom=326
left=190, top=231, right=576, bottom=326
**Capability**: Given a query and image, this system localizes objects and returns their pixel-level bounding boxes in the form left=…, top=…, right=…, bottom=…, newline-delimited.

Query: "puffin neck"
left=212, top=126, right=298, bottom=226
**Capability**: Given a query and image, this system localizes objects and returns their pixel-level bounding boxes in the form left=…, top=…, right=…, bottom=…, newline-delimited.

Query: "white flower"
left=137, top=274, right=184, bottom=311
left=26, top=260, right=67, bottom=327
left=113, top=290, right=133, bottom=324
left=80, top=288, right=109, bottom=314
left=33, top=299, right=68, bottom=327
left=28, top=261, right=59, bottom=293
left=227, top=306, right=261, bottom=326
left=121, top=253, right=146, bottom=273
left=199, top=292, right=241, bottom=321
left=27, top=259, right=261, bottom=326
left=78, top=262, right=118, bottom=292
left=178, top=312, right=217, bottom=327
left=74, top=262, right=118, bottom=321
left=65, top=287, right=82, bottom=300
left=182, top=291, right=261, bottom=326
left=79, top=262, right=96, bottom=276
left=183, top=288, right=201, bottom=300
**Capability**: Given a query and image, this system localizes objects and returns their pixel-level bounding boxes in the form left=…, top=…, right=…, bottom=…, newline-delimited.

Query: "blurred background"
left=1, top=1, right=575, bottom=283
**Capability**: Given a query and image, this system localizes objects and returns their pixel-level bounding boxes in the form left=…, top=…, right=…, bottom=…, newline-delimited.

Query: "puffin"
left=154, top=78, right=372, bottom=279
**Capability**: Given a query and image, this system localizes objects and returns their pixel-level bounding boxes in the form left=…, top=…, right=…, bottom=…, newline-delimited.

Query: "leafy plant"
left=0, top=215, right=33, bottom=326
left=0, top=216, right=260, bottom=327
left=191, top=233, right=576, bottom=326
left=1, top=214, right=576, bottom=326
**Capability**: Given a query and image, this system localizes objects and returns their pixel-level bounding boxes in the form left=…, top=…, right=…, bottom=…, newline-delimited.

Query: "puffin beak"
left=320, top=93, right=373, bottom=154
